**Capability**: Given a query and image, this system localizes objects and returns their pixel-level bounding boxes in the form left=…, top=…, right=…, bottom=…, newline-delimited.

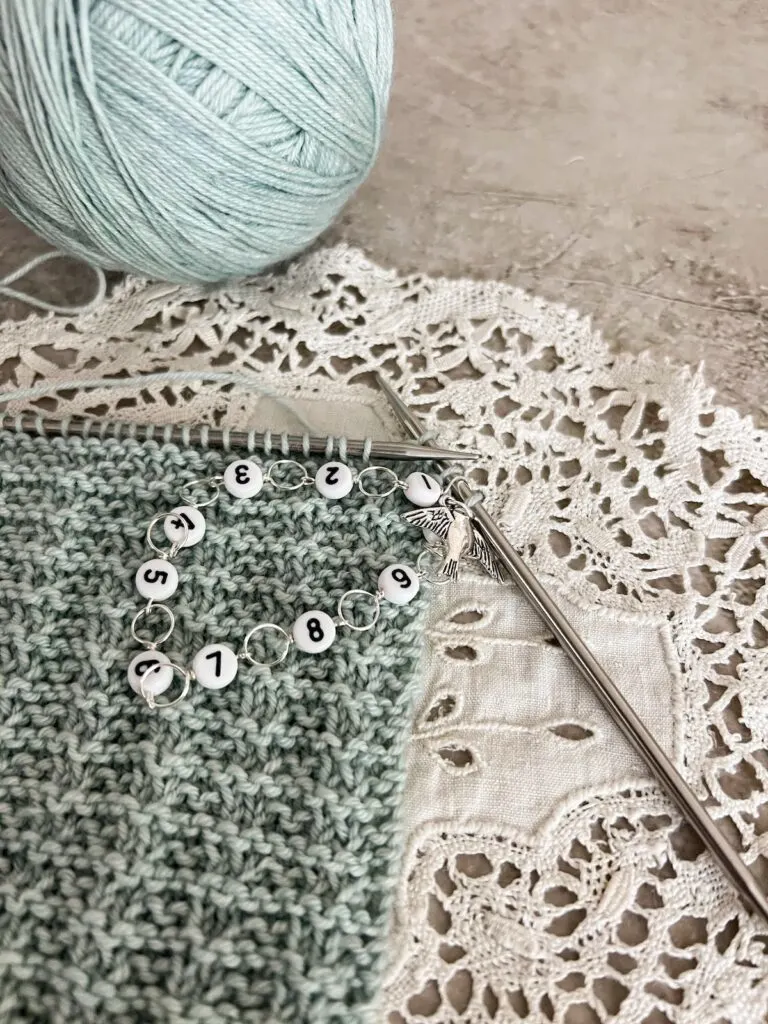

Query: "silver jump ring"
left=337, top=589, right=381, bottom=632
left=180, top=477, right=221, bottom=508
left=357, top=466, right=400, bottom=498
left=449, top=476, right=482, bottom=508
left=241, top=623, right=292, bottom=668
left=131, top=602, right=176, bottom=648
left=417, top=548, right=453, bottom=586
left=146, top=511, right=189, bottom=558
left=266, top=460, right=312, bottom=491
left=142, top=661, right=191, bottom=710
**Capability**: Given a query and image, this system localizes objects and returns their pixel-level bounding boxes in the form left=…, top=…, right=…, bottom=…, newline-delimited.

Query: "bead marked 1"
left=135, top=558, right=179, bottom=601
left=404, top=471, right=441, bottom=507
left=164, top=505, right=206, bottom=548
left=292, top=610, right=336, bottom=654
left=192, top=644, right=239, bottom=689
left=378, top=563, right=420, bottom=605
left=223, top=459, right=264, bottom=499
left=315, top=461, right=354, bottom=500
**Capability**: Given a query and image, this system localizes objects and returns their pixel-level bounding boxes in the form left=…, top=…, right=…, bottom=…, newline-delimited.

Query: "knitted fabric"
left=0, top=428, right=427, bottom=1024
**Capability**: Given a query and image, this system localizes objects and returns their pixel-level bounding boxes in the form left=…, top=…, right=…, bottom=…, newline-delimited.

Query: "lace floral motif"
left=1, top=246, right=766, bottom=1022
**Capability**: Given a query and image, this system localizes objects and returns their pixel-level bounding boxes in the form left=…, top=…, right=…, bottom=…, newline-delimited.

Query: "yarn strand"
left=0, top=250, right=106, bottom=314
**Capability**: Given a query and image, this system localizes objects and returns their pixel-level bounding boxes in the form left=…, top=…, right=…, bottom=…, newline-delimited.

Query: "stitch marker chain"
left=128, top=457, right=476, bottom=709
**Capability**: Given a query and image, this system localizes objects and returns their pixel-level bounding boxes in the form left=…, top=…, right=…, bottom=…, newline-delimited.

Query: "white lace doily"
left=1, top=246, right=767, bottom=1024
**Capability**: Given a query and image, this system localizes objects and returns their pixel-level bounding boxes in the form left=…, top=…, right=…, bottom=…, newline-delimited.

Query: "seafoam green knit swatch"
left=0, top=429, right=427, bottom=1024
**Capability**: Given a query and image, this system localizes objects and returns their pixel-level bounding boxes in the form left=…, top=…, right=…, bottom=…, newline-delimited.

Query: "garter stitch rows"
left=0, top=428, right=427, bottom=1024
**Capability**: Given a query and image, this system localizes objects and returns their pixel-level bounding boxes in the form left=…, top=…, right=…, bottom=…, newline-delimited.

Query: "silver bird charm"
left=403, top=496, right=504, bottom=582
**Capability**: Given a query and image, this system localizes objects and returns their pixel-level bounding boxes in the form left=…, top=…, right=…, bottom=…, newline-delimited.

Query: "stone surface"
left=1, top=0, right=767, bottom=424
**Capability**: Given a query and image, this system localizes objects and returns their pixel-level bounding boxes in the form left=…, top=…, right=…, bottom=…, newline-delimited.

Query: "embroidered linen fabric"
left=0, top=245, right=767, bottom=1022
left=0, top=431, right=427, bottom=1023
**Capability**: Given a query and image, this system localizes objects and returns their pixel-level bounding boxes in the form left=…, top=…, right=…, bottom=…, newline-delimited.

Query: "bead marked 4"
left=164, top=505, right=206, bottom=548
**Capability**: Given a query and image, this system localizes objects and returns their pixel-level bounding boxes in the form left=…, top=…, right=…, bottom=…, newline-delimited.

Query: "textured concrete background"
left=1, top=0, right=767, bottom=422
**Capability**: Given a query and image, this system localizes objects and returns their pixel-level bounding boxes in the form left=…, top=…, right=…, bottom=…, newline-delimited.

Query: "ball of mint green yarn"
left=0, top=0, right=393, bottom=283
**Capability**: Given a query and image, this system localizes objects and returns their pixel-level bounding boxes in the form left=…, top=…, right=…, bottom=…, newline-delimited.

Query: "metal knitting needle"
left=10, top=415, right=478, bottom=463
left=376, top=371, right=768, bottom=924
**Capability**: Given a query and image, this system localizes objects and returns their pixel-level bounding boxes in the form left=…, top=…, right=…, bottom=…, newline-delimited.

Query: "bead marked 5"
left=135, top=558, right=179, bottom=601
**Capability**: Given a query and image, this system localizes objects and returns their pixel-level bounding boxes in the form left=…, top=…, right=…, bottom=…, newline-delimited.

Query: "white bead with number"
left=314, top=462, right=354, bottom=500
left=223, top=459, right=264, bottom=499
left=404, top=471, right=441, bottom=507
left=128, top=650, right=173, bottom=697
left=378, top=563, right=420, bottom=605
left=192, top=644, right=239, bottom=689
left=163, top=506, right=206, bottom=548
left=292, top=610, right=336, bottom=653
left=135, top=558, right=179, bottom=601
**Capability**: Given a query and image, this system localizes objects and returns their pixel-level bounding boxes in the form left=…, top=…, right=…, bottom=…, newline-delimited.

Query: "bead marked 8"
left=293, top=610, right=336, bottom=653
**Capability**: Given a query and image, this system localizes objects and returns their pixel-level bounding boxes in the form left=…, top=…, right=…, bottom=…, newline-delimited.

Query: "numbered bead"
left=128, top=650, right=173, bottom=698
left=163, top=506, right=206, bottom=548
left=315, top=461, right=354, bottom=500
left=379, top=563, right=421, bottom=605
left=292, top=610, right=336, bottom=654
left=135, top=558, right=179, bottom=601
left=192, top=644, right=239, bottom=689
left=223, top=459, right=264, bottom=499
left=404, top=471, right=441, bottom=507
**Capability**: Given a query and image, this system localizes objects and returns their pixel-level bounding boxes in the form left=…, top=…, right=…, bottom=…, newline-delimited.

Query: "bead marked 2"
left=315, top=461, right=354, bottom=499
left=135, top=558, right=179, bottom=601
